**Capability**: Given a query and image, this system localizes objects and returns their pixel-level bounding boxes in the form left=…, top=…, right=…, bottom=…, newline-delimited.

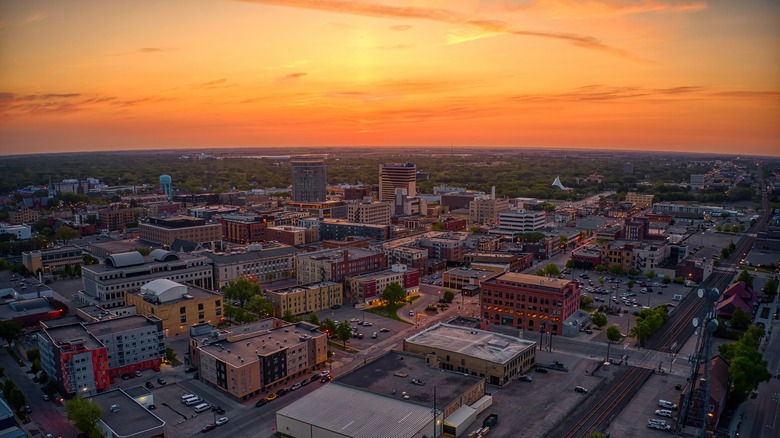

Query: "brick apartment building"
left=296, top=248, right=387, bottom=284
left=139, top=215, right=222, bottom=248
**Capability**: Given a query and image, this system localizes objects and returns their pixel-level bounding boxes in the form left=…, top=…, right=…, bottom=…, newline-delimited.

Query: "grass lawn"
left=366, top=301, right=408, bottom=323
left=328, top=341, right=359, bottom=354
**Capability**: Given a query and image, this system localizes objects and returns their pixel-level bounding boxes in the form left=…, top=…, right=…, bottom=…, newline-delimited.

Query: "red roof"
left=716, top=293, right=752, bottom=317
left=722, top=282, right=756, bottom=304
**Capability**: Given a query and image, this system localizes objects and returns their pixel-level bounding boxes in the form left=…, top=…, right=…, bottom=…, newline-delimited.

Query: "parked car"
left=41, top=394, right=50, bottom=401
left=265, top=393, right=277, bottom=402
left=574, top=386, right=588, bottom=394
left=361, top=321, right=372, bottom=327
left=121, top=374, right=130, bottom=380
left=290, top=382, right=302, bottom=391
left=157, top=378, right=167, bottom=385
left=201, top=423, right=216, bottom=433
left=655, top=409, right=673, bottom=418
left=255, top=398, right=268, bottom=407
left=276, top=388, right=288, bottom=397
left=534, top=367, right=548, bottom=373
left=520, top=375, right=532, bottom=382
left=24, top=405, right=32, bottom=413
left=213, top=406, right=225, bottom=415
left=185, top=367, right=198, bottom=373
left=380, top=328, right=390, bottom=332
left=330, top=304, right=341, bottom=309
left=658, top=400, right=678, bottom=409
left=215, top=417, right=229, bottom=426
left=145, top=382, right=155, bottom=389
left=371, top=332, right=378, bottom=339
left=134, top=370, right=143, bottom=377
left=320, top=375, right=333, bottom=383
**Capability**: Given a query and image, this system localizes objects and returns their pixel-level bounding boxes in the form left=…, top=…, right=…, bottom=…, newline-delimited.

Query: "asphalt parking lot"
left=605, top=371, right=687, bottom=437
left=316, top=303, right=412, bottom=350
left=472, top=351, right=610, bottom=438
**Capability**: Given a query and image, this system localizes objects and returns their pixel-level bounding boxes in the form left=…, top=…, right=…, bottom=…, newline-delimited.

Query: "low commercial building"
left=442, top=267, right=499, bottom=291
left=626, top=192, right=654, bottom=208
left=88, top=388, right=165, bottom=438
left=0, top=223, right=31, bottom=240
left=0, top=298, right=62, bottom=327
left=22, top=245, right=83, bottom=274
left=404, top=323, right=536, bottom=387
left=265, top=225, right=310, bottom=246
left=124, top=279, right=222, bottom=338
left=492, top=210, right=547, bottom=234
left=319, top=218, right=393, bottom=241
left=192, top=320, right=327, bottom=400
left=265, top=282, right=343, bottom=317
left=480, top=272, right=581, bottom=335
left=571, top=244, right=602, bottom=269
left=277, top=350, right=486, bottom=438
left=347, top=200, right=392, bottom=225
left=218, top=213, right=267, bottom=243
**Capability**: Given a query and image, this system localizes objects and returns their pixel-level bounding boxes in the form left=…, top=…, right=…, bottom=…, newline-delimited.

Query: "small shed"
left=442, top=404, right=477, bottom=437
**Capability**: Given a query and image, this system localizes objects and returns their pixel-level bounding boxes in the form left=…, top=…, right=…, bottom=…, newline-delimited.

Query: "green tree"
left=662, top=274, right=671, bottom=284
left=592, top=312, right=608, bottom=328
left=595, top=264, right=607, bottom=272
left=580, top=296, right=594, bottom=308
left=307, top=313, right=320, bottom=326
left=628, top=268, right=639, bottom=276
left=559, top=235, right=568, bottom=252
left=282, top=309, right=297, bottom=323
left=381, top=282, right=407, bottom=306
left=7, top=386, right=25, bottom=412
left=606, top=324, right=622, bottom=362
left=762, top=278, right=778, bottom=301
left=335, top=320, right=352, bottom=347
left=646, top=269, right=656, bottom=279
left=627, top=280, right=635, bottom=291
left=223, top=303, right=256, bottom=324
left=737, top=269, right=753, bottom=290
left=165, top=347, right=177, bottom=363
left=609, top=265, right=624, bottom=275
left=65, top=397, right=105, bottom=438
left=0, top=320, right=23, bottom=346
left=730, top=308, right=751, bottom=331
left=442, top=290, right=455, bottom=303
left=222, top=277, right=261, bottom=306
left=588, top=434, right=607, bottom=438
left=55, top=226, right=80, bottom=244
left=245, top=294, right=275, bottom=318
left=537, top=263, right=560, bottom=277
left=322, top=318, right=337, bottom=337
left=718, top=326, right=771, bottom=403
left=565, top=259, right=575, bottom=269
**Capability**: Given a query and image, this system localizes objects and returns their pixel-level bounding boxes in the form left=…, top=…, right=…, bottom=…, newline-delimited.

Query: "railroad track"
left=559, top=177, right=771, bottom=437
left=560, top=366, right=653, bottom=438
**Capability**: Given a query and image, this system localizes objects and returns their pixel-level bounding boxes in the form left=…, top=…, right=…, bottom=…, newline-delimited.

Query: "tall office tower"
left=160, top=175, right=173, bottom=201
left=291, top=155, right=327, bottom=203
left=378, top=163, right=416, bottom=202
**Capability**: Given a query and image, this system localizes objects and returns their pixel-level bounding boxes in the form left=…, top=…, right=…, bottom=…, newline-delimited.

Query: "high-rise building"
left=159, top=175, right=173, bottom=201
left=378, top=163, right=416, bottom=202
left=291, top=155, right=327, bottom=203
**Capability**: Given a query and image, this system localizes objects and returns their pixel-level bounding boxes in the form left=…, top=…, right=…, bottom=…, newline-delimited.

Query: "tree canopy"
left=0, top=320, right=23, bottom=346
left=381, top=283, right=407, bottom=306
left=222, top=277, right=261, bottom=306
left=55, top=226, right=79, bottom=244
left=736, top=269, right=753, bottom=289
left=718, top=325, right=771, bottom=403
left=591, top=312, right=607, bottom=328
left=65, top=397, right=104, bottom=438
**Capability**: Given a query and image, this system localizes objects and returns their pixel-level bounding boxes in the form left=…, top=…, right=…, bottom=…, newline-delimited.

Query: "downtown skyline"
left=1, top=0, right=779, bottom=157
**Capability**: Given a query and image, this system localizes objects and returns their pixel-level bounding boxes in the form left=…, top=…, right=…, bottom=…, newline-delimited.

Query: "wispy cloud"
left=19, top=12, right=48, bottom=26
left=192, top=78, right=232, bottom=89
left=138, top=47, right=165, bottom=53
left=0, top=92, right=170, bottom=116
left=493, top=0, right=707, bottom=16
left=238, top=0, right=630, bottom=57
left=276, top=72, right=308, bottom=82
left=389, top=24, right=412, bottom=31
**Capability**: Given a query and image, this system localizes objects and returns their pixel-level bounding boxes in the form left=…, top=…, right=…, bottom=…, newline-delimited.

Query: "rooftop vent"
left=110, top=404, right=120, bottom=412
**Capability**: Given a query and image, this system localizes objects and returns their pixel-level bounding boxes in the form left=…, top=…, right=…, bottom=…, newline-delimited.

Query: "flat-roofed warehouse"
left=276, top=351, right=487, bottom=438
left=403, top=322, right=536, bottom=387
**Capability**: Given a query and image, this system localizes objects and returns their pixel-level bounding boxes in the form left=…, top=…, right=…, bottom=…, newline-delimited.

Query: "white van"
left=180, top=394, right=196, bottom=402
left=672, top=294, right=683, bottom=301
left=184, top=397, right=203, bottom=406
left=194, top=402, right=211, bottom=413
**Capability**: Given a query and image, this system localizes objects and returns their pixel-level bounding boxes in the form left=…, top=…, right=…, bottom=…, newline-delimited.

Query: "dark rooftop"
left=335, top=350, right=483, bottom=408
left=89, top=389, right=164, bottom=436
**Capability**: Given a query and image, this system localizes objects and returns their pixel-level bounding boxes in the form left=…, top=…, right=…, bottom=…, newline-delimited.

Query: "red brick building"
left=480, top=272, right=581, bottom=335
left=219, top=215, right=267, bottom=243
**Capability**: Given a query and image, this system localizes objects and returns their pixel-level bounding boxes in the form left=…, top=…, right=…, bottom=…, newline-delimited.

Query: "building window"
left=198, top=303, right=204, bottom=310
left=180, top=306, right=186, bottom=314
left=180, top=316, right=187, bottom=323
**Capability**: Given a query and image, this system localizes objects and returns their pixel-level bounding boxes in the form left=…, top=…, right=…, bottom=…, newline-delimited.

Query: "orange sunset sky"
left=1, top=0, right=778, bottom=156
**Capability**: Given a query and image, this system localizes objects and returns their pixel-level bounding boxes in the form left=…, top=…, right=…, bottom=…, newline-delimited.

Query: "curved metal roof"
left=105, top=251, right=145, bottom=268
left=150, top=249, right=180, bottom=262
